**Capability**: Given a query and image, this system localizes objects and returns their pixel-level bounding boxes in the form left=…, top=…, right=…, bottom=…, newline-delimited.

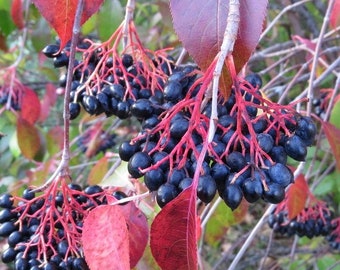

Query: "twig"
left=260, top=0, right=312, bottom=41
left=176, top=48, right=187, bottom=66
left=306, top=0, right=336, bottom=116
left=258, top=229, right=274, bottom=270
left=122, top=0, right=135, bottom=49
left=34, top=0, right=84, bottom=191
left=208, top=0, right=240, bottom=142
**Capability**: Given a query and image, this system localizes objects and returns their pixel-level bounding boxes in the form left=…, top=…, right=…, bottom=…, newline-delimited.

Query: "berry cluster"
left=0, top=89, right=20, bottom=111
left=43, top=25, right=172, bottom=121
left=0, top=180, right=127, bottom=269
left=119, top=68, right=317, bottom=209
left=326, top=218, right=340, bottom=250
left=268, top=207, right=334, bottom=239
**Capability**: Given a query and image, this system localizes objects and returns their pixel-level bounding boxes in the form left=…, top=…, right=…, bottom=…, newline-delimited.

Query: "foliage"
left=0, top=0, right=340, bottom=269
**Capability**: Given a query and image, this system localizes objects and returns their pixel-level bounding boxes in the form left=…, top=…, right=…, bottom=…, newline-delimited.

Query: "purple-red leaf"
left=323, top=121, right=340, bottom=171
left=31, top=0, right=104, bottom=49
left=17, top=118, right=41, bottom=160
left=121, top=202, right=149, bottom=268
left=20, top=87, right=41, bottom=125
left=169, top=0, right=268, bottom=96
left=330, top=0, right=340, bottom=29
left=39, top=83, right=57, bottom=123
left=11, top=0, right=24, bottom=29
left=82, top=205, right=130, bottom=270
left=286, top=174, right=309, bottom=220
left=150, top=186, right=197, bottom=270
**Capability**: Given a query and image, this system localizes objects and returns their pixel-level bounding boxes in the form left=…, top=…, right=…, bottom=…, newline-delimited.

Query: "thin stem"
left=123, top=0, right=135, bottom=49
left=306, top=0, right=336, bottom=115
left=208, top=0, right=240, bottom=142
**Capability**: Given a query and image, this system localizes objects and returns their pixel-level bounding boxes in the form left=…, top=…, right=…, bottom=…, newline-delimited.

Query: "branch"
left=122, top=0, right=135, bottom=49
left=208, top=0, right=240, bottom=142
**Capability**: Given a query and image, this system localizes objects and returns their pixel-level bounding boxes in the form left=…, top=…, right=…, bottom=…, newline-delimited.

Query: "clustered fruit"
left=0, top=181, right=127, bottom=269
left=267, top=193, right=340, bottom=252
left=117, top=68, right=317, bottom=209
left=42, top=35, right=172, bottom=121
left=268, top=206, right=334, bottom=239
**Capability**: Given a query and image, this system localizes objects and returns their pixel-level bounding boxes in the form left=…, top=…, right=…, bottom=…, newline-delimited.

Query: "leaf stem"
left=123, top=0, right=135, bottom=49
left=208, top=0, right=240, bottom=142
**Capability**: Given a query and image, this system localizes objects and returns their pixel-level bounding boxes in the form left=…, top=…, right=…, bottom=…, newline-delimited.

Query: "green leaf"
left=205, top=199, right=247, bottom=247
left=97, top=0, right=123, bottom=41
left=330, top=99, right=340, bottom=129
left=317, top=255, right=337, bottom=270
left=0, top=10, right=15, bottom=36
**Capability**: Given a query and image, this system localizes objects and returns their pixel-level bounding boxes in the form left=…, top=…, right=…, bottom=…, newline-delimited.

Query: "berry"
left=0, top=193, right=13, bottom=208
left=268, top=163, right=293, bottom=188
left=178, top=177, right=193, bottom=191
left=242, top=177, right=263, bottom=203
left=42, top=44, right=60, bottom=58
left=96, top=92, right=110, bottom=112
left=295, top=116, right=316, bottom=146
left=0, top=221, right=18, bottom=237
left=144, top=168, right=165, bottom=191
left=156, top=183, right=179, bottom=208
left=130, top=99, right=154, bottom=119
left=284, top=135, right=307, bottom=161
left=82, top=95, right=99, bottom=115
left=8, top=231, right=23, bottom=247
left=269, top=146, right=287, bottom=164
left=262, top=183, right=285, bottom=204
left=119, top=141, right=140, bottom=161
left=225, top=151, right=247, bottom=172
left=170, top=118, right=189, bottom=139
left=23, top=189, right=35, bottom=200
left=0, top=208, right=17, bottom=223
left=168, top=169, right=186, bottom=186
left=257, top=133, right=274, bottom=153
left=121, top=54, right=134, bottom=68
left=69, top=102, right=81, bottom=120
left=164, top=81, right=183, bottom=102
left=84, top=185, right=103, bottom=195
left=245, top=73, right=262, bottom=88
left=73, top=257, right=89, bottom=270
left=128, top=152, right=152, bottom=178
left=53, top=53, right=69, bottom=68
left=116, top=101, right=130, bottom=119
left=1, top=247, right=17, bottom=263
left=112, top=191, right=128, bottom=205
left=197, top=175, right=217, bottom=204
left=222, top=184, right=243, bottom=210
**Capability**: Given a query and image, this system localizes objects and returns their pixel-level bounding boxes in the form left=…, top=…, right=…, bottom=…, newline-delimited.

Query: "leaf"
left=286, top=174, right=309, bottom=220
left=11, top=0, right=24, bottom=29
left=330, top=0, right=340, bottom=29
left=205, top=199, right=247, bottom=247
left=323, top=121, right=340, bottom=171
left=39, top=83, right=57, bottom=123
left=87, top=156, right=108, bottom=185
left=330, top=98, right=340, bottom=130
left=121, top=202, right=149, bottom=268
left=150, top=186, right=197, bottom=270
left=169, top=0, right=268, bottom=96
left=20, top=87, right=41, bottom=125
left=82, top=205, right=130, bottom=270
left=46, top=126, right=64, bottom=155
left=16, top=118, right=41, bottom=160
left=31, top=0, right=105, bottom=49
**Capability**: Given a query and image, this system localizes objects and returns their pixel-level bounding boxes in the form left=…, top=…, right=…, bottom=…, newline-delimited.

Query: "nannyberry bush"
left=1, top=0, right=340, bottom=269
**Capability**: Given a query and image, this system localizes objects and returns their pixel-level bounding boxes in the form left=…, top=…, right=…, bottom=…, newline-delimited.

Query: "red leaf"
left=121, top=202, right=149, bottom=268
left=11, top=0, right=24, bottom=29
left=286, top=174, right=309, bottom=220
left=150, top=186, right=197, bottom=270
left=17, top=118, right=41, bottom=160
left=39, top=83, right=57, bottom=123
left=20, top=87, right=41, bottom=125
left=31, top=0, right=104, bottom=49
left=87, top=156, right=108, bottom=185
left=82, top=205, right=130, bottom=270
left=330, top=0, right=340, bottom=29
left=169, top=0, right=268, bottom=95
left=323, top=121, right=340, bottom=171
